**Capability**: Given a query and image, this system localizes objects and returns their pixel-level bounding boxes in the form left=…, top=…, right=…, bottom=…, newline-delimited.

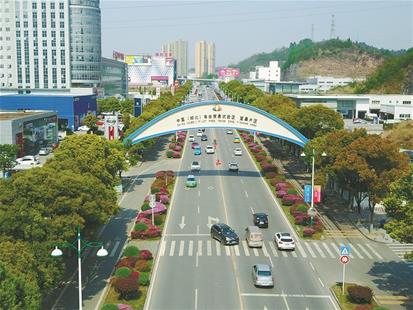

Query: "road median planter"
left=167, top=131, right=186, bottom=158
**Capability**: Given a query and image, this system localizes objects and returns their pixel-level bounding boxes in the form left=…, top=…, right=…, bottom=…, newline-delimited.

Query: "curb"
left=329, top=286, right=343, bottom=310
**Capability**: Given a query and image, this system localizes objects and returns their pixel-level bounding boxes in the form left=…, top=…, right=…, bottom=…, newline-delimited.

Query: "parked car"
left=191, top=161, right=201, bottom=171
left=191, top=142, right=200, bottom=149
left=15, top=155, right=40, bottom=166
left=210, top=223, right=239, bottom=245
left=188, top=135, right=195, bottom=142
left=194, top=146, right=202, bottom=155
left=252, top=264, right=274, bottom=288
left=38, top=147, right=50, bottom=156
left=78, top=125, right=90, bottom=131
left=228, top=161, right=239, bottom=172
left=205, top=145, right=215, bottom=154
left=226, top=129, right=233, bottom=134
left=234, top=148, right=243, bottom=156
left=253, top=213, right=269, bottom=228
left=233, top=137, right=241, bottom=143
left=186, top=175, right=197, bottom=188
left=274, top=232, right=295, bottom=251
left=201, top=134, right=208, bottom=141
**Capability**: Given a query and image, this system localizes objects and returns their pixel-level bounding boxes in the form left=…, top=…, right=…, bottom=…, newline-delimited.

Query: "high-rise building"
left=195, top=41, right=215, bottom=78
left=0, top=0, right=101, bottom=92
left=162, top=39, right=188, bottom=77
left=207, top=42, right=215, bottom=75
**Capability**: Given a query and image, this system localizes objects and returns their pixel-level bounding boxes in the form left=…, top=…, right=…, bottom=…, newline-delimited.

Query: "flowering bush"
left=276, top=182, right=291, bottom=190
left=255, top=154, right=266, bottom=162
left=131, top=225, right=161, bottom=239
left=112, top=274, right=139, bottom=299
left=174, top=145, right=182, bottom=152
left=264, top=172, right=277, bottom=179
left=172, top=151, right=181, bottom=158
left=303, top=227, right=316, bottom=237
left=136, top=259, right=151, bottom=272
left=138, top=249, right=153, bottom=260
left=166, top=170, right=174, bottom=177
left=155, top=171, right=165, bottom=178
left=168, top=143, right=176, bottom=150
left=282, top=194, right=302, bottom=206
left=115, top=257, right=138, bottom=269
left=158, top=194, right=170, bottom=204
left=136, top=216, right=152, bottom=225
left=276, top=190, right=287, bottom=198
left=347, top=285, right=373, bottom=304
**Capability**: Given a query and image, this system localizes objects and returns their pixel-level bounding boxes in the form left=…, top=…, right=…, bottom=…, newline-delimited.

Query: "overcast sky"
left=101, top=1, right=413, bottom=67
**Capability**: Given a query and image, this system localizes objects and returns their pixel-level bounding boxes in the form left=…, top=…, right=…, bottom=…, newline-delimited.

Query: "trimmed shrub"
left=166, top=150, right=173, bottom=158
left=136, top=259, right=151, bottom=272
left=303, top=227, right=316, bottom=237
left=296, top=204, right=308, bottom=212
left=123, top=245, right=140, bottom=257
left=168, top=143, right=176, bottom=149
left=255, top=154, right=266, bottom=162
left=134, top=222, right=148, bottom=232
left=112, top=275, right=139, bottom=299
left=141, top=203, right=151, bottom=211
left=115, top=267, right=132, bottom=279
left=287, top=188, right=298, bottom=195
left=172, top=151, right=181, bottom=158
left=101, top=304, right=119, bottom=310
left=174, top=145, right=182, bottom=152
left=159, top=195, right=170, bottom=204
left=282, top=194, right=301, bottom=206
left=262, top=164, right=277, bottom=173
left=155, top=171, right=165, bottom=178
left=276, top=190, right=287, bottom=198
left=136, top=217, right=151, bottom=225
left=139, top=249, right=153, bottom=260
left=151, top=187, right=161, bottom=194
left=139, top=272, right=150, bottom=286
left=115, top=257, right=138, bottom=269
left=276, top=182, right=291, bottom=190
left=265, top=172, right=277, bottom=179
left=347, top=285, right=373, bottom=304
left=166, top=170, right=174, bottom=177
left=154, top=214, right=163, bottom=226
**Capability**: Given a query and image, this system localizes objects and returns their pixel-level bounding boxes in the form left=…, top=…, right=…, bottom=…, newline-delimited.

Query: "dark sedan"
left=210, top=223, right=239, bottom=245
left=253, top=213, right=268, bottom=228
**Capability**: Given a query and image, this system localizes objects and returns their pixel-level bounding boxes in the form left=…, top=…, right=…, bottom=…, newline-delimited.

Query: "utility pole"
left=330, top=14, right=336, bottom=39
left=311, top=24, right=314, bottom=41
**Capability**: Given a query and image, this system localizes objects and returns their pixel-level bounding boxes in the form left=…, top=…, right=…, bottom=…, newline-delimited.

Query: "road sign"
left=340, top=255, right=349, bottom=264
left=340, top=245, right=351, bottom=256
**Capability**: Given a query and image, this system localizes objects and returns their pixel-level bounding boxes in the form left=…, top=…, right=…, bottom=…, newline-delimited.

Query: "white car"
left=15, top=155, right=40, bottom=166
left=188, top=135, right=195, bottom=142
left=205, top=145, right=215, bottom=154
left=234, top=148, right=243, bottom=156
left=38, top=148, right=50, bottom=156
left=274, top=232, right=295, bottom=251
left=191, top=160, right=201, bottom=171
left=196, top=129, right=203, bottom=137
left=78, top=125, right=90, bottom=131
left=226, top=129, right=233, bottom=134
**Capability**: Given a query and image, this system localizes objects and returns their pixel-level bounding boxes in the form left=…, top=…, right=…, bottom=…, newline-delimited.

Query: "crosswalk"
left=387, top=243, right=413, bottom=269
left=159, top=239, right=384, bottom=261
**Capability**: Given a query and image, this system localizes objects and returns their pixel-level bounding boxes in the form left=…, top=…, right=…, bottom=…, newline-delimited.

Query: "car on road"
left=226, top=129, right=233, bottom=134
left=191, top=161, right=201, bottom=171
left=234, top=148, right=243, bottom=156
left=233, top=137, right=240, bottom=143
left=191, top=142, right=200, bottom=149
left=188, top=135, right=195, bottom=142
left=194, top=146, right=202, bottom=155
left=15, top=155, right=40, bottom=166
left=252, top=264, right=274, bottom=288
left=77, top=125, right=90, bottom=131
left=201, top=134, right=208, bottom=141
left=186, top=175, right=197, bottom=188
left=228, top=161, right=239, bottom=172
left=197, top=129, right=203, bottom=137
left=253, top=213, right=269, bottom=228
left=205, top=145, right=215, bottom=154
left=210, top=223, right=239, bottom=245
left=274, top=232, right=295, bottom=251
left=38, top=147, right=50, bottom=156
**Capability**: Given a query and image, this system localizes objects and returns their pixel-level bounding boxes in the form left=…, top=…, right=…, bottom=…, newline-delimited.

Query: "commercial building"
left=249, top=61, right=281, bottom=82
left=101, top=57, right=128, bottom=97
left=218, top=67, right=240, bottom=83
left=0, top=110, right=58, bottom=156
left=126, top=55, right=175, bottom=86
left=0, top=93, right=97, bottom=130
left=0, top=0, right=101, bottom=92
left=162, top=39, right=188, bottom=77
left=195, top=41, right=215, bottom=77
left=304, top=76, right=364, bottom=92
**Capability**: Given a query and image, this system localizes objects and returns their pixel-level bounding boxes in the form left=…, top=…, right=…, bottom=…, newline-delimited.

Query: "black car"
left=201, top=134, right=208, bottom=141
left=253, top=213, right=269, bottom=228
left=210, top=223, right=239, bottom=245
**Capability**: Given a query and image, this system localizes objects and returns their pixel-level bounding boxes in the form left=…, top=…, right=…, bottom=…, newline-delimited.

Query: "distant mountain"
left=231, top=39, right=405, bottom=80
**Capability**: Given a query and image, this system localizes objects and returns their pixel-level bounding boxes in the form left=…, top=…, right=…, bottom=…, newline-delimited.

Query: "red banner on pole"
left=313, top=185, right=321, bottom=203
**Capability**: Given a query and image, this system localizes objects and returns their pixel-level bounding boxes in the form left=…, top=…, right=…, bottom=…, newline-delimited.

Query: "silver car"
left=191, top=161, right=201, bottom=171
left=252, top=264, right=274, bottom=288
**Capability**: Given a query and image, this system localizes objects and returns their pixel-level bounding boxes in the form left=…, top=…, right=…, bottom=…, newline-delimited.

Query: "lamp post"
left=301, top=149, right=326, bottom=226
left=51, top=227, right=108, bottom=310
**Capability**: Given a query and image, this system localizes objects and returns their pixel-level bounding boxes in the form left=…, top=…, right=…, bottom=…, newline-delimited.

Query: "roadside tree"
left=82, top=112, right=98, bottom=132
left=0, top=144, right=19, bottom=177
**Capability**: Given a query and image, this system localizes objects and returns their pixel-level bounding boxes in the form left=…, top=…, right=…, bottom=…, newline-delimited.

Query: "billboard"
left=165, top=57, right=174, bottom=66
left=218, top=67, right=240, bottom=78
left=125, top=55, right=152, bottom=65
left=134, top=98, right=143, bottom=117
left=113, top=50, right=124, bottom=61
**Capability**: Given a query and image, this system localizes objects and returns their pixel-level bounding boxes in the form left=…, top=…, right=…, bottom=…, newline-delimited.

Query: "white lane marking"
left=207, top=240, right=212, bottom=256
left=242, top=241, right=250, bottom=256
left=314, top=243, right=326, bottom=258
left=109, top=240, right=120, bottom=257
left=318, top=277, right=325, bottom=288
left=366, top=243, right=383, bottom=260
left=188, top=240, right=193, bottom=256
left=281, top=250, right=288, bottom=257
left=195, top=288, right=198, bottom=310
left=331, top=242, right=341, bottom=255
left=282, top=290, right=291, bottom=310
left=262, top=243, right=269, bottom=257
left=240, top=293, right=332, bottom=298
left=159, top=240, right=166, bottom=256
left=198, top=240, right=202, bottom=256
left=253, top=248, right=259, bottom=256
left=357, top=243, right=373, bottom=259
left=269, top=242, right=278, bottom=257
left=197, top=205, right=200, bottom=214
left=216, top=241, right=221, bottom=256
left=349, top=243, right=364, bottom=259
left=241, top=179, right=244, bottom=184
left=250, top=207, right=255, bottom=214
left=179, top=240, right=185, bottom=256
left=322, top=242, right=335, bottom=258
left=296, top=243, right=307, bottom=258
left=225, top=245, right=231, bottom=256
left=234, top=245, right=240, bottom=256
left=169, top=240, right=176, bottom=256
left=196, top=253, right=199, bottom=267
left=165, top=233, right=209, bottom=237
left=198, top=190, right=201, bottom=197
left=309, top=262, right=316, bottom=272
left=305, top=242, right=317, bottom=258
left=291, top=250, right=298, bottom=258
left=244, top=191, right=249, bottom=198
left=196, top=225, right=200, bottom=235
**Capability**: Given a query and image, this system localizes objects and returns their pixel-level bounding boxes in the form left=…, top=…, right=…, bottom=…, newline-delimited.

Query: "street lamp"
left=51, top=227, right=108, bottom=310
left=300, top=149, right=327, bottom=226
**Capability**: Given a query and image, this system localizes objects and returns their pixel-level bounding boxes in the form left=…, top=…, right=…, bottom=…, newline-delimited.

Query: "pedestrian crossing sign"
left=340, top=245, right=351, bottom=256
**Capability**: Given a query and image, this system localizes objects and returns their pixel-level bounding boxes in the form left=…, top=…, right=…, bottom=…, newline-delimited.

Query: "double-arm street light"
left=51, top=227, right=108, bottom=310
left=301, top=148, right=327, bottom=226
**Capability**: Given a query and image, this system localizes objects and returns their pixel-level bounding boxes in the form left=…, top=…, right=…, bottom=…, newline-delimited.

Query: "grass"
left=331, top=283, right=381, bottom=310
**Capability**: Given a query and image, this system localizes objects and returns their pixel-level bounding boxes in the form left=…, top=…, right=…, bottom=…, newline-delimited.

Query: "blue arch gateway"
left=124, top=101, right=309, bottom=147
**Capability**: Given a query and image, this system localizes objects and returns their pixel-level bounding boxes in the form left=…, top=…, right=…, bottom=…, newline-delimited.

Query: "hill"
left=382, top=120, right=413, bottom=149
left=232, top=39, right=404, bottom=80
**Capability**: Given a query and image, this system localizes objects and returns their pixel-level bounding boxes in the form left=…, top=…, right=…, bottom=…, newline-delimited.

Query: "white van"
left=245, top=226, right=263, bottom=248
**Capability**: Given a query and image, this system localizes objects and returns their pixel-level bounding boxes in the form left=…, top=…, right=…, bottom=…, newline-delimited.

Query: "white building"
left=249, top=61, right=281, bottom=82
left=304, top=76, right=364, bottom=92
left=127, top=55, right=175, bottom=86
left=0, top=0, right=101, bottom=92
left=162, top=39, right=188, bottom=77
left=195, top=41, right=215, bottom=78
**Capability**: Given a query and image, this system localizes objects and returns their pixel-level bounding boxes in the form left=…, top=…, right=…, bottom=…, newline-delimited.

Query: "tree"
left=82, top=112, right=98, bottom=132
left=383, top=166, right=413, bottom=243
left=0, top=144, right=19, bottom=177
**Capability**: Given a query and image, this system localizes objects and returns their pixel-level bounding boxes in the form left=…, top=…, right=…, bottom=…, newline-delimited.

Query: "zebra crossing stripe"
left=296, top=243, right=307, bottom=258
left=366, top=244, right=383, bottom=260
left=225, top=245, right=231, bottom=256
left=349, top=243, right=364, bottom=259
left=216, top=241, right=221, bottom=256
left=234, top=245, right=240, bottom=256
left=322, top=242, right=335, bottom=259
left=269, top=242, right=279, bottom=257
left=188, top=240, right=193, bottom=256
left=198, top=240, right=202, bottom=256
left=179, top=240, right=185, bottom=256
left=331, top=242, right=341, bottom=256
left=170, top=240, right=176, bottom=256
left=262, top=243, right=269, bottom=257
left=253, top=248, right=259, bottom=256
left=207, top=240, right=212, bottom=256
left=356, top=244, right=372, bottom=259
left=313, top=243, right=326, bottom=258
left=160, top=240, right=166, bottom=256
left=305, top=242, right=317, bottom=258
left=291, top=250, right=298, bottom=258
left=242, top=241, right=250, bottom=256
left=281, top=250, right=288, bottom=258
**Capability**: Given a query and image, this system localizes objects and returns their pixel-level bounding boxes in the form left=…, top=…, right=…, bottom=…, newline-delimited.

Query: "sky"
left=101, top=1, right=413, bottom=67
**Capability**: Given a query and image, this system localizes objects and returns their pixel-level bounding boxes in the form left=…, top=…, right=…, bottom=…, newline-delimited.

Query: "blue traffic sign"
left=340, top=245, right=351, bottom=256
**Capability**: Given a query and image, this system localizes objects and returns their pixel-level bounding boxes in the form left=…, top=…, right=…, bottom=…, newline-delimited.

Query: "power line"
left=330, top=14, right=336, bottom=39
left=101, top=1, right=232, bottom=10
